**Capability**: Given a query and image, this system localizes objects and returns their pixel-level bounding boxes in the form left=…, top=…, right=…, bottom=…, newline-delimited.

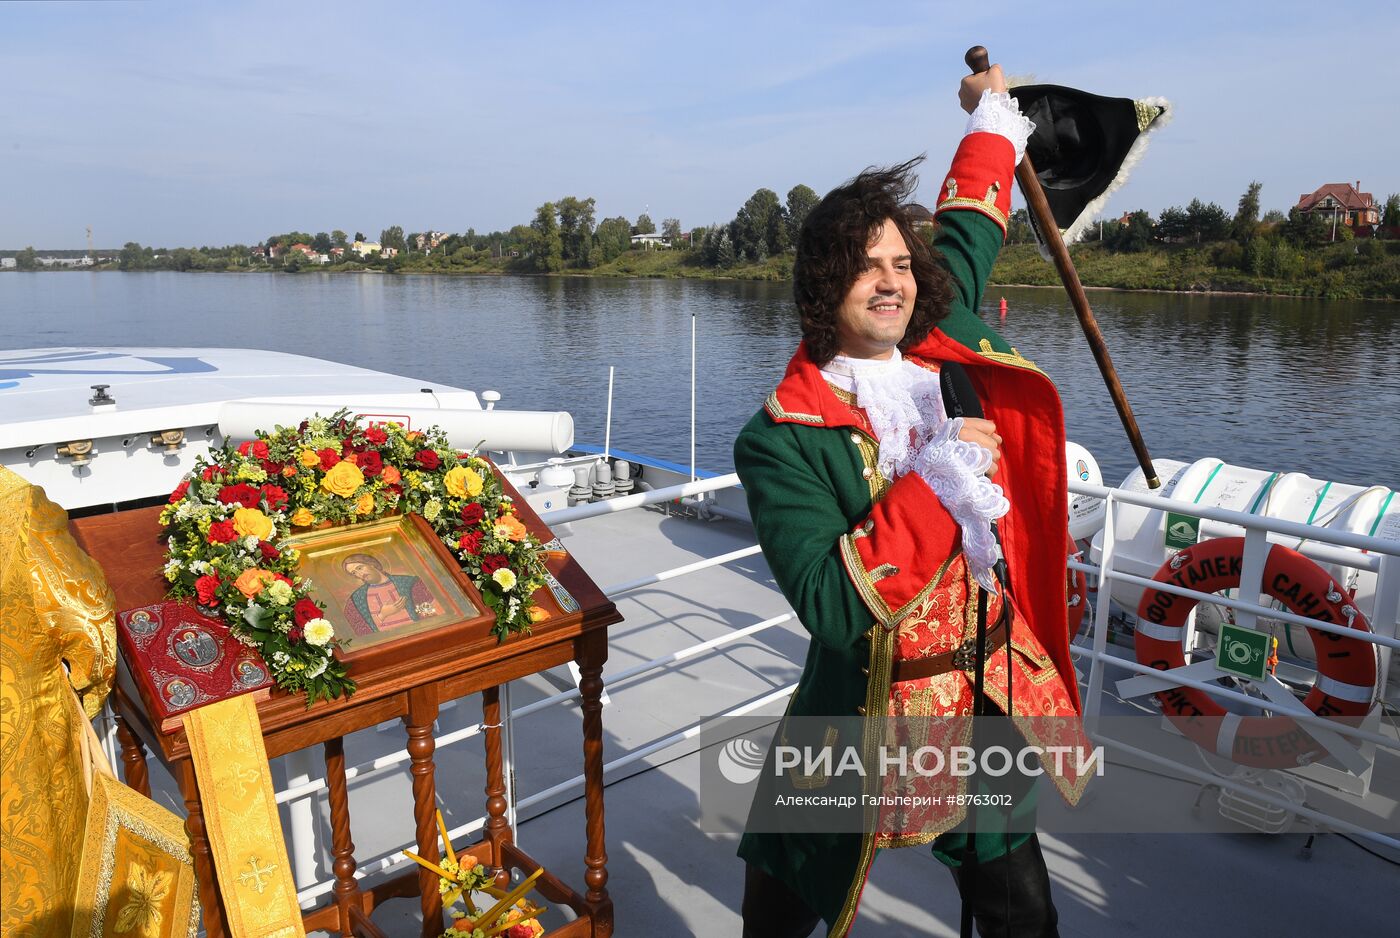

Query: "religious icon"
left=282, top=515, right=481, bottom=653
left=171, top=627, right=220, bottom=669
left=340, top=552, right=442, bottom=634
left=161, top=677, right=198, bottom=710
left=233, top=657, right=268, bottom=687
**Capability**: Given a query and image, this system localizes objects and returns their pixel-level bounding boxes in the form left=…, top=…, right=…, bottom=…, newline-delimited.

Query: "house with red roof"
left=1296, top=182, right=1379, bottom=227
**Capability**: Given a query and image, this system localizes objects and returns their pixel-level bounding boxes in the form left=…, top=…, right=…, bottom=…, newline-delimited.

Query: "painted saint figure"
left=340, top=552, right=439, bottom=635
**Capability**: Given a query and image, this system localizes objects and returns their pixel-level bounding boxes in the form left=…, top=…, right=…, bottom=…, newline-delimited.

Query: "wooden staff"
left=966, top=45, right=1160, bottom=488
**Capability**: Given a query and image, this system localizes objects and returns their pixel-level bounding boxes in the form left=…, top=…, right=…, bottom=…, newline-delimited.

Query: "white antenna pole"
left=604, top=365, right=615, bottom=458
left=690, top=313, right=697, bottom=482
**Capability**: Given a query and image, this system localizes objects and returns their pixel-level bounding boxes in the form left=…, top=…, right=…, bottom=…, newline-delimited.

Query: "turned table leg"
left=176, top=758, right=226, bottom=937
left=324, top=736, right=360, bottom=935
left=481, top=685, right=512, bottom=889
left=577, top=629, right=610, bottom=911
left=405, top=687, right=443, bottom=938
left=114, top=711, right=151, bottom=797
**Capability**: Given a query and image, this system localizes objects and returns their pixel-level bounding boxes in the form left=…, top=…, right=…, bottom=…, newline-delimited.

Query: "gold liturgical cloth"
left=183, top=696, right=306, bottom=938
left=0, top=467, right=117, bottom=938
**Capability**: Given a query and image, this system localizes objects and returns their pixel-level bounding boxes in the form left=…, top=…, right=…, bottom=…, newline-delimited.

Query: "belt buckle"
left=951, top=638, right=978, bottom=671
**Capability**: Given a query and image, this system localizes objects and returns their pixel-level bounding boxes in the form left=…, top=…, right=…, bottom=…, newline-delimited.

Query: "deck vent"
left=592, top=461, right=616, bottom=500
left=612, top=460, right=634, bottom=497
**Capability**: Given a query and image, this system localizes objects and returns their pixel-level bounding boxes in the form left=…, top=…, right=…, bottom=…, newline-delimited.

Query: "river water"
left=3, top=271, right=1397, bottom=486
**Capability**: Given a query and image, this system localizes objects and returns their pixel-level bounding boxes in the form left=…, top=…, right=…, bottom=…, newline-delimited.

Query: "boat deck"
left=130, top=498, right=1400, bottom=937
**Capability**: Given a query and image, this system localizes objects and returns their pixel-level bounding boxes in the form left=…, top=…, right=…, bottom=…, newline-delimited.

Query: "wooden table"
left=73, top=499, right=621, bottom=938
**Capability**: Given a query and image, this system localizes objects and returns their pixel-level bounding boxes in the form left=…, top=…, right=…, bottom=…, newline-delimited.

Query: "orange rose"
left=528, top=605, right=549, bottom=623
left=494, top=515, right=529, bottom=542
left=282, top=465, right=298, bottom=478
left=355, top=492, right=375, bottom=515
left=289, top=507, right=315, bottom=527
left=233, top=568, right=276, bottom=599
left=381, top=464, right=402, bottom=485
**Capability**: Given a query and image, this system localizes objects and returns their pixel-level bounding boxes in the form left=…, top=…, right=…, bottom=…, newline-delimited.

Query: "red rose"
left=237, top=441, right=254, bottom=456
left=260, top=484, right=289, bottom=510
left=258, top=541, right=280, bottom=561
left=386, top=483, right=403, bottom=498
left=459, top=529, right=485, bottom=555
left=218, top=483, right=260, bottom=508
left=480, top=553, right=508, bottom=574
left=357, top=451, right=383, bottom=478
left=208, top=520, right=237, bottom=543
left=195, top=574, right=221, bottom=605
left=293, top=598, right=322, bottom=626
left=318, top=448, right=340, bottom=470
left=273, top=572, right=294, bottom=586
left=416, top=449, right=441, bottom=470
left=460, top=503, right=484, bottom=524
left=201, top=465, right=222, bottom=482
left=342, top=438, right=356, bottom=456
left=168, top=480, right=190, bottom=503
left=288, top=626, right=304, bottom=644
left=251, top=440, right=270, bottom=459
left=365, top=426, right=388, bottom=445
left=260, top=459, right=283, bottom=476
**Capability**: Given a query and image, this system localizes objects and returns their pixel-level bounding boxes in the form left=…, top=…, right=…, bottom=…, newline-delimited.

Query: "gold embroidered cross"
left=229, top=762, right=261, bottom=799
left=239, top=856, right=276, bottom=894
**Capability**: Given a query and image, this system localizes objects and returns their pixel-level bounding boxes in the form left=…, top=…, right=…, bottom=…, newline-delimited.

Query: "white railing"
left=280, top=470, right=774, bottom=902
left=1067, top=478, right=1400, bottom=850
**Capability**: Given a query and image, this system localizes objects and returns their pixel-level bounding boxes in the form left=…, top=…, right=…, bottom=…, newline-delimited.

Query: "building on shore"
left=1296, top=182, right=1379, bottom=227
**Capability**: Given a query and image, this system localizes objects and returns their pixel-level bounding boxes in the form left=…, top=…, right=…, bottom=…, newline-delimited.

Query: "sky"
left=3, top=0, right=1397, bottom=249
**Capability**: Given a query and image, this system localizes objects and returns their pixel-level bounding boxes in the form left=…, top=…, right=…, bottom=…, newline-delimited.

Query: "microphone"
left=939, top=361, right=1008, bottom=586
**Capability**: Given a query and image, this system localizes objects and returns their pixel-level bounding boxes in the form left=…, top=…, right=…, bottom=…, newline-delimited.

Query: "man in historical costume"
left=340, top=552, right=438, bottom=634
left=0, top=467, right=117, bottom=937
left=735, top=65, right=1090, bottom=937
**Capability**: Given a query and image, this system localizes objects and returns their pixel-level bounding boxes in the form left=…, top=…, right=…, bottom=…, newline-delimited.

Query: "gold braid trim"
left=764, top=391, right=823, bottom=425
left=832, top=624, right=896, bottom=936
left=976, top=339, right=1047, bottom=377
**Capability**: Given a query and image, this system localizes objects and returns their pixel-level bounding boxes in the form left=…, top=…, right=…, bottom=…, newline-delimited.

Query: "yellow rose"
left=290, top=507, right=315, bottom=527
left=355, top=492, right=375, bottom=515
left=233, top=568, right=276, bottom=599
left=528, top=605, right=549, bottom=623
left=321, top=460, right=365, bottom=498
left=232, top=507, right=274, bottom=540
left=444, top=465, right=485, bottom=499
left=298, top=448, right=321, bottom=468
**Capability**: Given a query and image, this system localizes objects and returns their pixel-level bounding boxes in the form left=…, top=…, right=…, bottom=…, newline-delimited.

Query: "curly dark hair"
left=793, top=157, right=953, bottom=367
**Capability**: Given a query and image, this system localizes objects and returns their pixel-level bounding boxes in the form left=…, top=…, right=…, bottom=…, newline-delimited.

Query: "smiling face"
left=833, top=220, right=916, bottom=360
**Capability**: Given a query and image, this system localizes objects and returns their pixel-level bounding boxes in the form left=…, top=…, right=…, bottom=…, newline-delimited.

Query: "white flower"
left=272, top=651, right=290, bottom=665
left=264, top=580, right=294, bottom=605
left=303, top=618, right=335, bottom=646
left=243, top=535, right=260, bottom=552
left=306, top=654, right=329, bottom=679
left=191, top=560, right=211, bottom=575
left=163, top=560, right=181, bottom=581
left=492, top=568, right=517, bottom=591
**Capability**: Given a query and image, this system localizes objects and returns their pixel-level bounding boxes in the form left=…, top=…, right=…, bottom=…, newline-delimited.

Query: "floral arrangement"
left=405, top=811, right=547, bottom=938
left=160, top=410, right=551, bottom=705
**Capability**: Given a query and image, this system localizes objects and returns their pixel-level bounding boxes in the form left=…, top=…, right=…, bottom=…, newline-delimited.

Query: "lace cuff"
left=911, top=418, right=1010, bottom=591
left=965, top=89, right=1034, bottom=164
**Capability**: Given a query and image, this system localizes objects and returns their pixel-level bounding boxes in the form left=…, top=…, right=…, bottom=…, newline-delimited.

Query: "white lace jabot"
left=822, top=353, right=1009, bottom=590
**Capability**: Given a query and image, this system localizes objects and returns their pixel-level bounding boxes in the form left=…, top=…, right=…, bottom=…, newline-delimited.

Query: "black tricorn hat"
left=1008, top=83, right=1171, bottom=249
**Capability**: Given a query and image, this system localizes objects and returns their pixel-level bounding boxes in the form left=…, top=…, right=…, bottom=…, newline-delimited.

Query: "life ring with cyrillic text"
left=1134, top=537, right=1375, bottom=768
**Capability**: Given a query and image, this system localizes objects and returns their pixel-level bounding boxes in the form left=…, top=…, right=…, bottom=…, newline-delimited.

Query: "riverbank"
left=9, top=239, right=1398, bottom=300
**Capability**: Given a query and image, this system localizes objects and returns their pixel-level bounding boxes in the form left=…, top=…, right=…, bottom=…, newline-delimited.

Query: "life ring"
left=1134, top=537, right=1376, bottom=769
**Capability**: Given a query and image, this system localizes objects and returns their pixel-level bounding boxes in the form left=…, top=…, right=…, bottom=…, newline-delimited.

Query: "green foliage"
left=557, top=196, right=597, bottom=267
left=785, top=184, right=819, bottom=244
left=1185, top=198, right=1230, bottom=243
left=635, top=213, right=656, bottom=235
left=1155, top=206, right=1188, bottom=242
left=1383, top=194, right=1400, bottom=228
left=331, top=230, right=348, bottom=248
left=1261, top=209, right=1286, bottom=225
left=730, top=188, right=786, bottom=262
left=1105, top=210, right=1154, bottom=252
left=1006, top=208, right=1033, bottom=245
left=1230, top=181, right=1262, bottom=242
left=530, top=203, right=563, bottom=273
left=15, top=246, right=38, bottom=270
left=312, top=232, right=332, bottom=253
left=661, top=217, right=682, bottom=241
left=1281, top=206, right=1328, bottom=246
left=594, top=216, right=632, bottom=264
left=380, top=226, right=405, bottom=252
